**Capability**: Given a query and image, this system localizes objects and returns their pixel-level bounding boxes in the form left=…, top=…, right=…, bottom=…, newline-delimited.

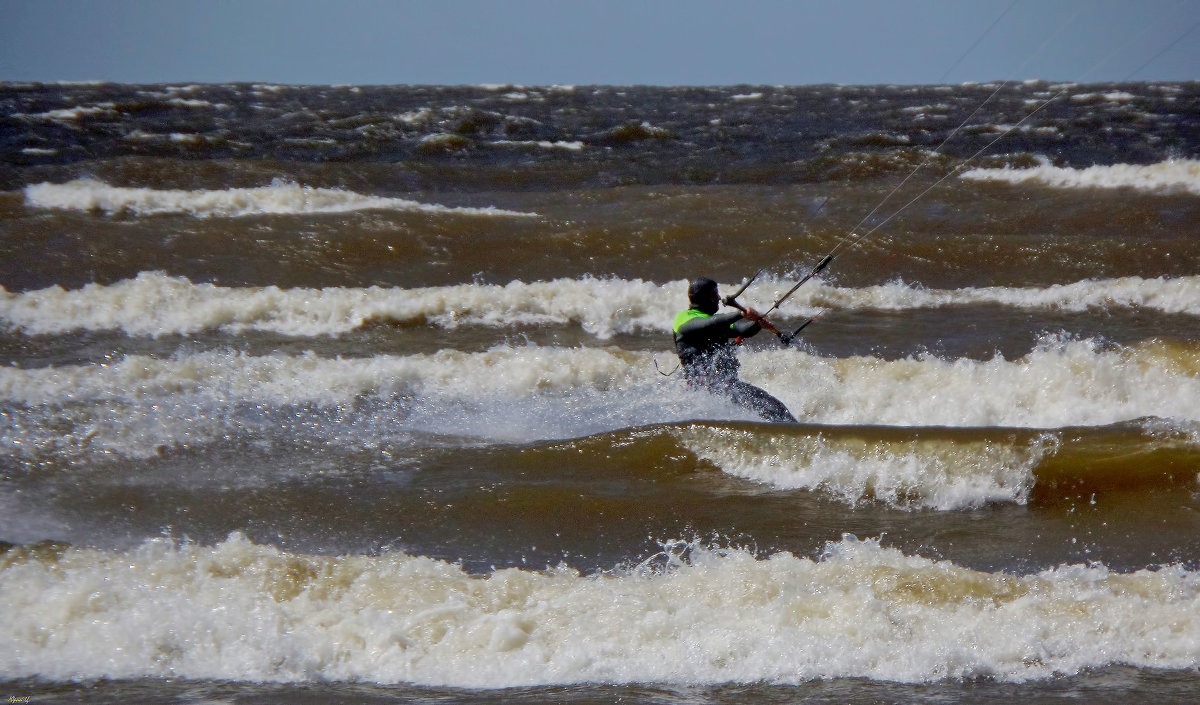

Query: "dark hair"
left=687, top=277, right=718, bottom=304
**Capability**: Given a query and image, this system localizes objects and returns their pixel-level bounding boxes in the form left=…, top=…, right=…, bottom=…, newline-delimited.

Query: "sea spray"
left=3, top=533, right=1199, bottom=685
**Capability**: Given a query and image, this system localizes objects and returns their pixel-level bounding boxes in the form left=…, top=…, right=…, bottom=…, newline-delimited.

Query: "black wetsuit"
left=672, top=308, right=796, bottom=422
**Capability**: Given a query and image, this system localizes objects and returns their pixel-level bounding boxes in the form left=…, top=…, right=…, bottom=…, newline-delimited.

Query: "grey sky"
left=2, top=0, right=1197, bottom=86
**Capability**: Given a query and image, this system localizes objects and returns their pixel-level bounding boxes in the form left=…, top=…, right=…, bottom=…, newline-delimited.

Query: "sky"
left=1, top=0, right=1197, bottom=86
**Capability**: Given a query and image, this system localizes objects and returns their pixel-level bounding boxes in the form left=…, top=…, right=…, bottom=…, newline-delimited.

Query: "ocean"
left=1, top=80, right=1199, bottom=703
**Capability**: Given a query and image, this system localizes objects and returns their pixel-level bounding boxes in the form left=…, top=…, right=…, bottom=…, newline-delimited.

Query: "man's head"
left=688, top=277, right=720, bottom=315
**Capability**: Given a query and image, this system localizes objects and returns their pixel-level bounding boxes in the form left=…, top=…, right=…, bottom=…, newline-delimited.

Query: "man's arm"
left=677, top=311, right=747, bottom=341
left=731, top=317, right=762, bottom=338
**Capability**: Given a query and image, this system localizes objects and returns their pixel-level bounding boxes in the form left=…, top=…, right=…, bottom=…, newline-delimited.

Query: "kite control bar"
left=762, top=253, right=833, bottom=318
left=722, top=268, right=762, bottom=309
left=722, top=252, right=834, bottom=346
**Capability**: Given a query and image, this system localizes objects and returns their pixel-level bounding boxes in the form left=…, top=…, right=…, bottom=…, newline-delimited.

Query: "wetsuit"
left=672, top=308, right=796, bottom=422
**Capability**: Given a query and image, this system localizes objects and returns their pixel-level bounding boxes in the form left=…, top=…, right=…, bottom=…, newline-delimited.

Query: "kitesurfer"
left=672, top=277, right=796, bottom=423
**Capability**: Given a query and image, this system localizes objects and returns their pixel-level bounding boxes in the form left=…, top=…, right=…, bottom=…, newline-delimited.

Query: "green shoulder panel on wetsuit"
left=674, top=308, right=742, bottom=335
left=672, top=308, right=710, bottom=334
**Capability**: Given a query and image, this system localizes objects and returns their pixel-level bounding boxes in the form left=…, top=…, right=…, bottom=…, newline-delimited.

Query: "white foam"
left=14, top=103, right=118, bottom=122
left=492, top=140, right=584, bottom=150
left=673, top=425, right=1047, bottom=510
left=2, top=337, right=1196, bottom=466
left=22, top=179, right=539, bottom=218
left=165, top=98, right=227, bottom=109
left=394, top=108, right=434, bottom=124
left=960, top=159, right=1200, bottom=196
left=2, top=533, right=1198, bottom=685
left=901, top=103, right=951, bottom=113
left=0, top=346, right=681, bottom=457
left=124, top=130, right=165, bottom=142
left=797, top=275, right=1200, bottom=316
left=4, top=273, right=1198, bottom=339
left=0, top=347, right=650, bottom=408
left=0, top=272, right=675, bottom=338
left=631, top=121, right=672, bottom=138
left=1071, top=91, right=1137, bottom=103
left=747, top=337, right=1200, bottom=429
left=673, top=338, right=1200, bottom=501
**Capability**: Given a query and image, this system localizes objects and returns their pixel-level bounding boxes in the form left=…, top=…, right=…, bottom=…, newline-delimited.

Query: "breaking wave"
left=960, top=159, right=1200, bottom=196
left=3, top=272, right=1197, bottom=338
left=2, top=339, right=1197, bottom=465
left=3, top=533, right=1199, bottom=685
left=22, top=179, right=539, bottom=218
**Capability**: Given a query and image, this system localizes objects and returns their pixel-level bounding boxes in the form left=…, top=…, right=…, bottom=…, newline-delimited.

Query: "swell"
left=4, top=272, right=1199, bottom=337
left=2, top=533, right=1199, bottom=686
left=3, top=335, right=1199, bottom=456
left=4, top=176, right=1196, bottom=296
left=2, top=337, right=1198, bottom=455
left=5, top=82, right=1196, bottom=191
left=540, top=419, right=1200, bottom=508
left=5, top=354, right=1197, bottom=509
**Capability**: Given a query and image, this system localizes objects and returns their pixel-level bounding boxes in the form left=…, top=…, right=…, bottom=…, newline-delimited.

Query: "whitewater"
left=3, top=78, right=1199, bottom=703
left=22, top=179, right=540, bottom=218
left=3, top=533, right=1199, bottom=686
left=3, top=272, right=1198, bottom=338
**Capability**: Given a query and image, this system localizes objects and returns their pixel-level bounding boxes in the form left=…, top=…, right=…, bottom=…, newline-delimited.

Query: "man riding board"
left=672, top=277, right=796, bottom=423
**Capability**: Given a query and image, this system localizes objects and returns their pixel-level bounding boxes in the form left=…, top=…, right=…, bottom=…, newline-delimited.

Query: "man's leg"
left=727, top=380, right=796, bottom=422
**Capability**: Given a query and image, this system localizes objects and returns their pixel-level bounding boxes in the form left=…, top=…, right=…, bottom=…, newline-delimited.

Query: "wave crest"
left=22, top=179, right=539, bottom=218
left=960, top=159, right=1200, bottom=196
left=3, top=533, right=1199, bottom=685
left=4, top=273, right=1198, bottom=339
